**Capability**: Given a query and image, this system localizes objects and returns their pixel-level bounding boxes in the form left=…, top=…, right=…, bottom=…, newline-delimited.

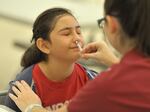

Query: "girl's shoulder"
left=75, top=63, right=98, bottom=80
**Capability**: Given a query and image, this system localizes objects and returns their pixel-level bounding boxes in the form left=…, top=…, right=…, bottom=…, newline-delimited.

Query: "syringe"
left=76, top=41, right=82, bottom=51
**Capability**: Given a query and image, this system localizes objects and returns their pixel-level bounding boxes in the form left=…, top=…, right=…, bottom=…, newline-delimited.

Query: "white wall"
left=0, top=18, right=31, bottom=90
left=0, top=0, right=104, bottom=25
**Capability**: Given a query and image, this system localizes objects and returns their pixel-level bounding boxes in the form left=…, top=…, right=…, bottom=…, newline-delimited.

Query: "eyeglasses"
left=97, top=17, right=106, bottom=28
left=97, top=17, right=107, bottom=41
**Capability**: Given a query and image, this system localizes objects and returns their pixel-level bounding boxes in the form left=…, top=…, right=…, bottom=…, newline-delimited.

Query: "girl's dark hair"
left=104, top=0, right=150, bottom=56
left=21, top=8, right=74, bottom=69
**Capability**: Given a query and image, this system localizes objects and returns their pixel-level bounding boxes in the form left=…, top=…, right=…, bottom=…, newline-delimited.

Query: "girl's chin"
left=70, top=54, right=81, bottom=61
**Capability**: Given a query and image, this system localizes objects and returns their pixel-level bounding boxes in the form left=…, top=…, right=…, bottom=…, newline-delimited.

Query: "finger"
left=82, top=43, right=98, bottom=53
left=15, top=81, right=25, bottom=92
left=82, top=53, right=96, bottom=59
left=9, top=93, right=18, bottom=102
left=20, top=80, right=32, bottom=90
left=9, top=93, right=24, bottom=112
left=12, top=86, right=21, bottom=97
left=82, top=47, right=96, bottom=54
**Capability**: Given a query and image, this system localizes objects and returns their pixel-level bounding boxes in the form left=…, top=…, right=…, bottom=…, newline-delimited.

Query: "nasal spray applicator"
left=76, top=41, right=82, bottom=51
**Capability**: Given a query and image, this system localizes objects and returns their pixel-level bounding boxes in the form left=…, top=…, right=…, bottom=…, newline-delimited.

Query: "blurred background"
left=0, top=0, right=106, bottom=90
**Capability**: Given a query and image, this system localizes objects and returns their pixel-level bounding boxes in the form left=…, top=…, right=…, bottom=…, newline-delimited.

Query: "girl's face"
left=48, top=15, right=84, bottom=63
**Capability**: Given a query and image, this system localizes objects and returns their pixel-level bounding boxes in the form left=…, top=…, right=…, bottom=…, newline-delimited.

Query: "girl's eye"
left=77, top=30, right=81, bottom=35
left=63, top=33, right=70, bottom=36
left=62, top=32, right=71, bottom=36
left=61, top=31, right=71, bottom=36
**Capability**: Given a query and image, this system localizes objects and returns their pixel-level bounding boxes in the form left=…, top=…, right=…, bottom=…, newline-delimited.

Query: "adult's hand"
left=82, top=41, right=120, bottom=67
left=9, top=80, right=42, bottom=112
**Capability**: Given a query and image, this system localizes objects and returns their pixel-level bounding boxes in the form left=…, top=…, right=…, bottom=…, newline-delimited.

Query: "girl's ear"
left=36, top=38, right=51, bottom=54
left=106, top=16, right=119, bottom=33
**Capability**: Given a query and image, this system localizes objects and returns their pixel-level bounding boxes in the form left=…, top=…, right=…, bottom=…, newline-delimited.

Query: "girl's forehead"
left=54, top=15, right=79, bottom=29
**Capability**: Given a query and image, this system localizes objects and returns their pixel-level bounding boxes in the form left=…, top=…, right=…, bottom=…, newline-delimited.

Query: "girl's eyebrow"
left=58, top=25, right=81, bottom=32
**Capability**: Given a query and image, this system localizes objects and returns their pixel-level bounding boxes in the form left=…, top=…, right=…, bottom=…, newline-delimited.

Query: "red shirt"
left=68, top=49, right=150, bottom=112
left=33, top=63, right=89, bottom=111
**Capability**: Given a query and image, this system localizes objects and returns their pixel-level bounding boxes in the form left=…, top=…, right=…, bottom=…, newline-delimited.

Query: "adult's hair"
left=21, top=7, right=74, bottom=69
left=104, top=0, right=150, bottom=56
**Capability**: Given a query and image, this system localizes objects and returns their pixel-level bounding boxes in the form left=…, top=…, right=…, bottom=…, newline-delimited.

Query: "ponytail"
left=21, top=44, right=45, bottom=69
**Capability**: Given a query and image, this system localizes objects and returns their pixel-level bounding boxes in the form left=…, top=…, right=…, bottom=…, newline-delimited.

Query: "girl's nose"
left=73, top=32, right=81, bottom=41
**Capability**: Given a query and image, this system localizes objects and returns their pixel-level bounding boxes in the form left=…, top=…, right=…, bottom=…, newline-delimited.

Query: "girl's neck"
left=38, top=60, right=75, bottom=82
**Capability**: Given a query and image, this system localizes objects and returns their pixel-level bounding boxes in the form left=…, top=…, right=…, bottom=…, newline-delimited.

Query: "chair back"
left=0, top=90, right=8, bottom=105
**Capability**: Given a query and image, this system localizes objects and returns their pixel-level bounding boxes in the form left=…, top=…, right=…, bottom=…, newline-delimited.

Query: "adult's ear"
left=106, top=15, right=119, bottom=33
left=36, top=38, right=51, bottom=54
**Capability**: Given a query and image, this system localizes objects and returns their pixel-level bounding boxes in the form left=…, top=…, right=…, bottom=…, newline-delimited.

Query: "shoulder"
left=75, top=63, right=98, bottom=79
left=15, top=65, right=34, bottom=80
left=9, top=65, right=35, bottom=86
left=68, top=52, right=150, bottom=112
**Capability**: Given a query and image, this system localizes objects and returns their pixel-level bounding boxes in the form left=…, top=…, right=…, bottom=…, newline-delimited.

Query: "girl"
left=5, top=7, right=97, bottom=112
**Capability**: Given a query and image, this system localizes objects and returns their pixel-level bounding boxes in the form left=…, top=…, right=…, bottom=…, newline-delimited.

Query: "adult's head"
left=101, top=0, right=150, bottom=55
left=21, top=7, right=83, bottom=69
